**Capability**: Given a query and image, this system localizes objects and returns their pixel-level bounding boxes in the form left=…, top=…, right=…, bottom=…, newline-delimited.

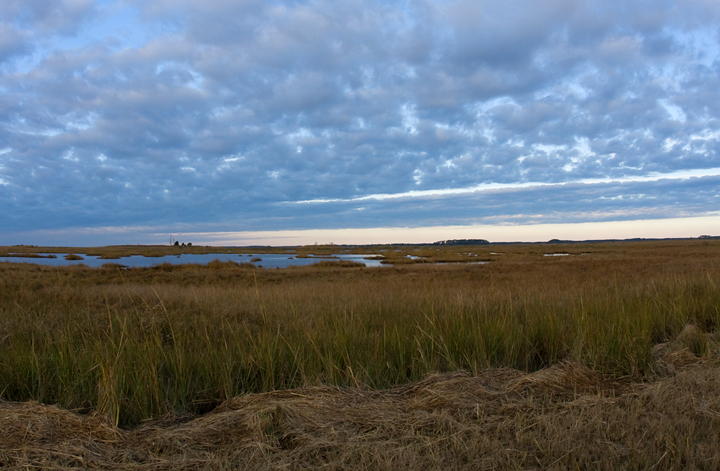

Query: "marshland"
left=2, top=238, right=720, bottom=469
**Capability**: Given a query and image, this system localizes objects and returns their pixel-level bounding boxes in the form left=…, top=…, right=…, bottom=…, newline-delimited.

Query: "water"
left=0, top=253, right=385, bottom=269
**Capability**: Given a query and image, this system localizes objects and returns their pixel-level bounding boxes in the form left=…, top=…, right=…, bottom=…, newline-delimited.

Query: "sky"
left=1, top=0, right=720, bottom=246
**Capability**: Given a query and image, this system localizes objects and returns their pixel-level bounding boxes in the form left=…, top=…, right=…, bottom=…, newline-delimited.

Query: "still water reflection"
left=0, top=253, right=384, bottom=269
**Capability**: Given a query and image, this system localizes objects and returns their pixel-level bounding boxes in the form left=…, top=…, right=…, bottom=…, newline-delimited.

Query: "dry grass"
left=1, top=239, right=720, bottom=468
left=2, top=336, right=719, bottom=470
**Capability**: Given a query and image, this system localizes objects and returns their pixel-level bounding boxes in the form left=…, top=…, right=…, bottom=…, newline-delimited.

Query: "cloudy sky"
left=1, top=0, right=720, bottom=246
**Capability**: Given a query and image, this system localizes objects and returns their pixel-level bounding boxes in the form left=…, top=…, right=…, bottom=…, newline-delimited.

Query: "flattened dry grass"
left=2, top=343, right=720, bottom=470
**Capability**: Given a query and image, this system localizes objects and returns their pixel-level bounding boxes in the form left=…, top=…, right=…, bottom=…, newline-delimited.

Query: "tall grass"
left=1, top=243, right=719, bottom=426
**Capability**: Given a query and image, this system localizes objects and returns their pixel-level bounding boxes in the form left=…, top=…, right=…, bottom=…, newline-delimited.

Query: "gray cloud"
left=0, top=22, right=33, bottom=63
left=1, top=0, right=720, bottom=243
left=4, top=0, right=96, bottom=34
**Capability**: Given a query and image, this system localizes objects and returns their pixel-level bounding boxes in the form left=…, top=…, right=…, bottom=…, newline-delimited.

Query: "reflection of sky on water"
left=0, top=253, right=384, bottom=269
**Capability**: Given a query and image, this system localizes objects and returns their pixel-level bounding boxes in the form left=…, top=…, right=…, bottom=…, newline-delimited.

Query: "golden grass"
left=1, top=239, right=720, bottom=468
left=2, top=342, right=719, bottom=469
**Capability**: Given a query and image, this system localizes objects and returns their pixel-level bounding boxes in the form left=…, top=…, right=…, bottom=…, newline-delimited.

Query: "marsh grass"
left=1, top=240, right=719, bottom=427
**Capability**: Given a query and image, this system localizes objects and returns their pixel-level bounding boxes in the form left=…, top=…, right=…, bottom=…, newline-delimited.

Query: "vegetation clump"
left=207, top=259, right=240, bottom=269
left=312, top=260, right=365, bottom=268
left=0, top=253, right=57, bottom=258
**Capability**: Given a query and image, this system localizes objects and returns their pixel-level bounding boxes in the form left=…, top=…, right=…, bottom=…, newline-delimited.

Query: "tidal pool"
left=0, top=253, right=385, bottom=268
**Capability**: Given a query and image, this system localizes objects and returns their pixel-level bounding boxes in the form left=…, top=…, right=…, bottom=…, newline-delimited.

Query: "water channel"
left=0, top=253, right=385, bottom=269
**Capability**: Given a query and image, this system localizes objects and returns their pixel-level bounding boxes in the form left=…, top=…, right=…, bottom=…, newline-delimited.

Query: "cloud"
left=1, top=0, right=720, bottom=243
left=0, top=0, right=98, bottom=68
left=4, top=0, right=96, bottom=34
left=0, top=22, right=34, bottom=63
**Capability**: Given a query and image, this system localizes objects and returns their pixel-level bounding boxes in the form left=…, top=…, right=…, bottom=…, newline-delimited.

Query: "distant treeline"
left=432, top=239, right=490, bottom=246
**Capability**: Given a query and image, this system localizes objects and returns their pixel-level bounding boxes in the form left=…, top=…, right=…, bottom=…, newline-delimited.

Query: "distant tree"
left=174, top=241, right=179, bottom=246
left=187, top=242, right=192, bottom=246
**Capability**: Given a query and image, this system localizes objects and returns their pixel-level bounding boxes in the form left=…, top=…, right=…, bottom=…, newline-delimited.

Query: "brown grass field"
left=1, top=239, right=720, bottom=469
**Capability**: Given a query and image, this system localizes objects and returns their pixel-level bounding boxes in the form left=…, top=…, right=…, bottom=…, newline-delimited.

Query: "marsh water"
left=0, top=253, right=385, bottom=269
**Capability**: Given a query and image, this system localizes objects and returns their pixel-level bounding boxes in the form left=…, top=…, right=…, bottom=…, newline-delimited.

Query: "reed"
left=1, top=240, right=719, bottom=426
